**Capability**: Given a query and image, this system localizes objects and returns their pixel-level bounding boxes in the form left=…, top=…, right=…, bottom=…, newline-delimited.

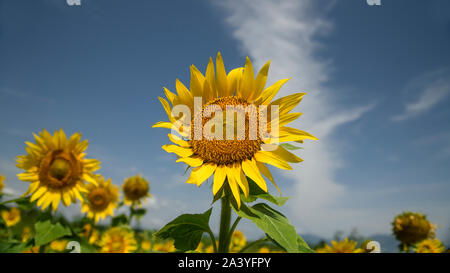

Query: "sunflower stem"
left=218, top=197, right=232, bottom=253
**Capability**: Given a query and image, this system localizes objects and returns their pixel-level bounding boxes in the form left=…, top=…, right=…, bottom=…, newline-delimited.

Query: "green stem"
left=218, top=197, right=232, bottom=253
left=228, top=216, right=242, bottom=239
left=238, top=238, right=268, bottom=253
left=128, top=206, right=135, bottom=226
left=207, top=230, right=218, bottom=253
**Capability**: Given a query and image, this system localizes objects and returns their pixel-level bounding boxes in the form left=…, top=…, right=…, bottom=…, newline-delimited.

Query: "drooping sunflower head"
left=414, top=238, right=445, bottom=253
left=0, top=174, right=5, bottom=194
left=153, top=53, right=317, bottom=208
left=1, top=207, right=21, bottom=227
left=81, top=175, right=119, bottom=223
left=230, top=230, right=247, bottom=252
left=392, top=211, right=435, bottom=246
left=100, top=227, right=137, bottom=253
left=16, top=129, right=101, bottom=211
left=122, top=175, right=151, bottom=208
left=316, top=238, right=363, bottom=253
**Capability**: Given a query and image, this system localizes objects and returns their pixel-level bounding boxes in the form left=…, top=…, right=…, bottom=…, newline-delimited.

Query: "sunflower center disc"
left=190, top=96, right=262, bottom=166
left=88, top=188, right=110, bottom=211
left=49, top=158, right=71, bottom=181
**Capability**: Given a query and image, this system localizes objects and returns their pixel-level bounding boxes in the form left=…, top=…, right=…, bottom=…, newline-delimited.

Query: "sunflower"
left=122, top=175, right=151, bottom=208
left=80, top=224, right=100, bottom=245
left=152, top=241, right=176, bottom=253
left=392, top=211, right=435, bottom=247
left=1, top=207, right=21, bottom=227
left=316, top=238, right=363, bottom=253
left=153, top=53, right=316, bottom=207
left=141, top=240, right=152, bottom=251
left=23, top=246, right=40, bottom=253
left=22, top=226, right=32, bottom=243
left=16, top=129, right=101, bottom=211
left=81, top=175, right=119, bottom=223
left=50, top=240, right=68, bottom=252
left=230, top=230, right=246, bottom=252
left=414, top=238, right=445, bottom=253
left=99, top=227, right=137, bottom=253
left=0, top=174, right=5, bottom=194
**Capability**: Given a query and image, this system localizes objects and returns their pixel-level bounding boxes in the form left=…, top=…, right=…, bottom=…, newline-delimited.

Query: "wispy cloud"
left=392, top=68, right=450, bottom=122
left=218, top=0, right=375, bottom=236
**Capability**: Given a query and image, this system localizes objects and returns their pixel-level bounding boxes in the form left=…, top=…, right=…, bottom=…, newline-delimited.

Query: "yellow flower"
left=258, top=246, right=270, bottom=253
left=392, top=211, right=435, bottom=246
left=153, top=241, right=176, bottom=253
left=81, top=175, right=119, bottom=223
left=141, top=240, right=152, bottom=251
left=80, top=224, right=100, bottom=245
left=100, top=227, right=137, bottom=253
left=1, top=207, right=21, bottom=227
left=16, top=129, right=101, bottom=211
left=23, top=246, right=40, bottom=253
left=414, top=238, right=445, bottom=253
left=230, top=230, right=247, bottom=252
left=22, top=226, right=32, bottom=243
left=50, top=240, right=68, bottom=252
left=316, top=238, right=363, bottom=253
left=153, top=53, right=317, bottom=207
left=0, top=174, right=5, bottom=194
left=122, top=175, right=151, bottom=208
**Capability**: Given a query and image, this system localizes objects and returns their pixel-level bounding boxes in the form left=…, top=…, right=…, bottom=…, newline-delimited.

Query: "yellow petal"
left=257, top=78, right=290, bottom=105
left=262, top=144, right=303, bottom=163
left=252, top=60, right=271, bottom=100
left=256, top=161, right=281, bottom=195
left=226, top=67, right=243, bottom=97
left=215, top=52, right=228, bottom=97
left=205, top=57, right=217, bottom=98
left=254, top=151, right=292, bottom=170
left=158, top=97, right=175, bottom=123
left=162, top=144, right=193, bottom=157
left=271, top=93, right=305, bottom=115
left=226, top=168, right=241, bottom=208
left=168, top=133, right=190, bottom=147
left=190, top=65, right=204, bottom=97
left=176, top=157, right=203, bottom=167
left=238, top=57, right=254, bottom=100
left=186, top=163, right=217, bottom=186
left=164, top=87, right=177, bottom=105
left=241, top=158, right=267, bottom=192
left=174, top=79, right=193, bottom=108
left=213, top=165, right=227, bottom=195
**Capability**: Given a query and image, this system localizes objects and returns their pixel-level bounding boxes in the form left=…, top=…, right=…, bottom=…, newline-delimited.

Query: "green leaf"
left=34, top=219, right=72, bottom=246
left=241, top=178, right=289, bottom=206
left=296, top=234, right=315, bottom=253
left=111, top=214, right=128, bottom=226
left=0, top=196, right=35, bottom=210
left=132, top=208, right=147, bottom=219
left=0, top=240, right=32, bottom=253
left=154, top=208, right=213, bottom=252
left=280, top=143, right=303, bottom=150
left=234, top=203, right=311, bottom=253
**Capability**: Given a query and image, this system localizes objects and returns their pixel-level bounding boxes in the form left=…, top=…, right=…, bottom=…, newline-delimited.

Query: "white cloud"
left=218, top=0, right=374, bottom=236
left=392, top=69, right=450, bottom=121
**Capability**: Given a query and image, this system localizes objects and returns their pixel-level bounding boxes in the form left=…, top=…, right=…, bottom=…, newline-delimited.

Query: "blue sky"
left=1, top=0, right=450, bottom=242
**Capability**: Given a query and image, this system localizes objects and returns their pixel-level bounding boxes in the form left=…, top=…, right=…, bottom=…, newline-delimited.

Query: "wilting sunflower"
left=81, top=175, right=119, bottom=223
left=16, top=129, right=101, bottom=211
left=1, top=207, right=21, bottom=227
left=316, top=238, right=364, bottom=253
left=0, top=174, right=5, bottom=194
left=153, top=53, right=317, bottom=207
left=414, top=238, right=445, bottom=253
left=230, top=230, right=247, bottom=252
left=122, top=175, right=151, bottom=208
left=392, top=211, right=435, bottom=247
left=99, top=227, right=137, bottom=253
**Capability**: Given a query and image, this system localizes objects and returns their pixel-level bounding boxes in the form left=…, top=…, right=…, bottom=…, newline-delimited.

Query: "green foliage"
left=241, top=178, right=289, bottom=206
left=234, top=203, right=313, bottom=253
left=34, top=219, right=72, bottom=246
left=111, top=214, right=128, bottom=226
left=154, top=208, right=213, bottom=252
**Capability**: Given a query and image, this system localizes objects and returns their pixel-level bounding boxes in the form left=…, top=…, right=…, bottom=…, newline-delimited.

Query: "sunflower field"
left=0, top=54, right=448, bottom=254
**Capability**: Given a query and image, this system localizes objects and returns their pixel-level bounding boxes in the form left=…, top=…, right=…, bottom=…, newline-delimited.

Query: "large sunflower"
left=16, top=129, right=101, bottom=211
left=153, top=53, right=317, bottom=207
left=81, top=175, right=119, bottom=223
